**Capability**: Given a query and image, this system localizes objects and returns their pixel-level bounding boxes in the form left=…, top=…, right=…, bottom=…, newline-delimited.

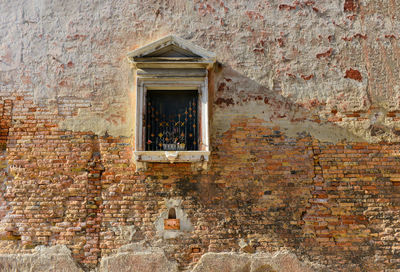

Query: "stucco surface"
left=2, top=0, right=400, bottom=142
left=0, top=245, right=318, bottom=272
left=99, top=243, right=179, bottom=272
left=0, top=245, right=83, bottom=272
left=192, top=251, right=318, bottom=272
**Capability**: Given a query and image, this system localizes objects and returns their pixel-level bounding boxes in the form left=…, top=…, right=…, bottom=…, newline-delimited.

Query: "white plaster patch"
left=154, top=199, right=193, bottom=239
left=0, top=245, right=83, bottom=272
left=213, top=100, right=364, bottom=143
left=112, top=225, right=137, bottom=242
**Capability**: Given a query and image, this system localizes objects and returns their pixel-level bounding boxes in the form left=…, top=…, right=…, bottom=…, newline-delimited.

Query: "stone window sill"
left=134, top=151, right=210, bottom=171
left=134, top=151, right=210, bottom=163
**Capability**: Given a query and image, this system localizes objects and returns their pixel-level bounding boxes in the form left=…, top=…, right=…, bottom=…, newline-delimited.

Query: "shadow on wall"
left=203, top=64, right=392, bottom=271
left=211, top=64, right=364, bottom=143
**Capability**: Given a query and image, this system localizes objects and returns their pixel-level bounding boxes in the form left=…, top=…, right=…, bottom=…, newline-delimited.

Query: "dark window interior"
left=168, top=208, right=176, bottom=219
left=145, top=90, right=198, bottom=151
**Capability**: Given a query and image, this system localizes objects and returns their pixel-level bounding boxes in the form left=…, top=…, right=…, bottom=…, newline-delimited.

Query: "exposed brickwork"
left=84, top=137, right=104, bottom=267
left=344, top=68, right=363, bottom=82
left=344, top=0, right=358, bottom=12
left=0, top=74, right=399, bottom=271
left=0, top=93, right=400, bottom=271
left=0, top=99, right=12, bottom=149
left=0, top=99, right=13, bottom=236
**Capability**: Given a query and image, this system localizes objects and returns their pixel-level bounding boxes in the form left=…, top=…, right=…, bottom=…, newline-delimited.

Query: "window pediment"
left=127, top=35, right=216, bottom=69
left=147, top=44, right=201, bottom=58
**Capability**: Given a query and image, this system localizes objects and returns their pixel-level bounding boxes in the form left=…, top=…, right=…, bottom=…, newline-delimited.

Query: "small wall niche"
left=155, top=199, right=193, bottom=239
left=168, top=208, right=177, bottom=219
left=164, top=208, right=180, bottom=230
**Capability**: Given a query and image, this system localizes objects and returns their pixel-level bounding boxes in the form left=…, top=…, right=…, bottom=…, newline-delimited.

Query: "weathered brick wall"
left=2, top=0, right=400, bottom=271
left=2, top=91, right=400, bottom=271
left=0, top=99, right=12, bottom=221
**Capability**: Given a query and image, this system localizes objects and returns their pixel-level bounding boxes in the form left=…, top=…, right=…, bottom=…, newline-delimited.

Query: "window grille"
left=145, top=90, right=199, bottom=151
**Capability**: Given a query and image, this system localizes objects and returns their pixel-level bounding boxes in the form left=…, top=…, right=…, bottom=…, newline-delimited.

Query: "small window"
left=168, top=208, right=176, bottom=219
left=127, top=35, right=215, bottom=169
left=145, top=90, right=199, bottom=151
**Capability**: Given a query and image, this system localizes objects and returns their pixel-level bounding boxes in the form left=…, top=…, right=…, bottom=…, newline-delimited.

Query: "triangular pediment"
left=127, top=35, right=216, bottom=66
left=146, top=44, right=201, bottom=58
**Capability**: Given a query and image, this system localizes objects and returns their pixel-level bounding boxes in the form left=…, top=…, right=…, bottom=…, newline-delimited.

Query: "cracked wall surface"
left=2, top=0, right=400, bottom=271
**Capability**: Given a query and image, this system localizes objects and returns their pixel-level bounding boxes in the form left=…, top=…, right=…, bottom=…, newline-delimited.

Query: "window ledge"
left=134, top=151, right=210, bottom=163
left=134, top=151, right=210, bottom=172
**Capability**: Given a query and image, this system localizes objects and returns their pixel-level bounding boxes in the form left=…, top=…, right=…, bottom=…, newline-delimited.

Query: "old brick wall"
left=2, top=0, right=400, bottom=271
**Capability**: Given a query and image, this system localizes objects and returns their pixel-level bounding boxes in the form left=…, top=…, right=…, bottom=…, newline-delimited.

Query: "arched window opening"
left=168, top=208, right=176, bottom=219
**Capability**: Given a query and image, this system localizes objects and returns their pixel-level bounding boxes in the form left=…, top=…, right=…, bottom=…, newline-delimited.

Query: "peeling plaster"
left=3, top=0, right=400, bottom=143
left=0, top=245, right=83, bottom=272
left=213, top=100, right=364, bottom=144
left=59, top=89, right=134, bottom=137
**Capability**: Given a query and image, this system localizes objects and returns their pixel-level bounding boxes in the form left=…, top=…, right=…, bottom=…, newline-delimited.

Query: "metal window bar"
left=145, top=90, right=198, bottom=151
